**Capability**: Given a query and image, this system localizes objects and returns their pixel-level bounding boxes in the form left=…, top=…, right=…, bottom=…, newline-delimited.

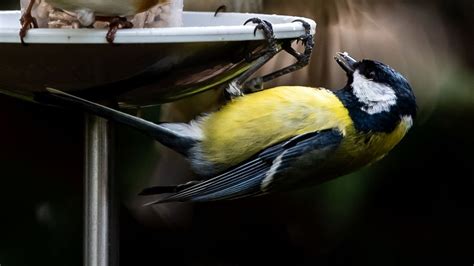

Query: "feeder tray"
left=0, top=11, right=316, bottom=107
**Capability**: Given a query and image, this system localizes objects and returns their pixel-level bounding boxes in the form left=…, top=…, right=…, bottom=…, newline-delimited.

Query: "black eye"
left=367, top=71, right=376, bottom=79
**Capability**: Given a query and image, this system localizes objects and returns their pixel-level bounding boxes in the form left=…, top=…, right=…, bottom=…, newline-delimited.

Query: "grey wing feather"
left=260, top=129, right=343, bottom=192
left=143, top=128, right=343, bottom=204
left=145, top=159, right=270, bottom=204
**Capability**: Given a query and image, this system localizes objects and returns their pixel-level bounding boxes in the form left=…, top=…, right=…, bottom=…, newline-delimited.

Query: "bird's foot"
left=224, top=18, right=278, bottom=99
left=243, top=17, right=277, bottom=61
left=242, top=19, right=314, bottom=87
left=294, top=20, right=313, bottom=43
left=291, top=19, right=314, bottom=63
left=103, top=17, right=133, bottom=44
left=19, top=2, right=38, bottom=45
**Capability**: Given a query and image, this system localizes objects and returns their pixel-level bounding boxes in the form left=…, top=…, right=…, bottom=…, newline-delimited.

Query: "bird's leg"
left=242, top=19, right=314, bottom=93
left=224, top=18, right=279, bottom=99
left=96, top=16, right=133, bottom=44
left=19, top=0, right=38, bottom=44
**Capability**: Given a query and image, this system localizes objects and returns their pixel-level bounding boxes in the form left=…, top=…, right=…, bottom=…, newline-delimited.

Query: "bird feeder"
left=0, top=10, right=315, bottom=266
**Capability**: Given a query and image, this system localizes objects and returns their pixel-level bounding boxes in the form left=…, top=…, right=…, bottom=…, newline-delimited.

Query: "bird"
left=42, top=52, right=417, bottom=204
left=19, top=0, right=170, bottom=43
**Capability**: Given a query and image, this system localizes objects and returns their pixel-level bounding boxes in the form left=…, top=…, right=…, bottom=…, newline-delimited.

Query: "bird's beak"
left=334, top=52, right=357, bottom=74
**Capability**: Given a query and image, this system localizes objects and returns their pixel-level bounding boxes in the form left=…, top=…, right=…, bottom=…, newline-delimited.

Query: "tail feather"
left=139, top=180, right=202, bottom=205
left=40, top=88, right=198, bottom=156
left=139, top=186, right=179, bottom=195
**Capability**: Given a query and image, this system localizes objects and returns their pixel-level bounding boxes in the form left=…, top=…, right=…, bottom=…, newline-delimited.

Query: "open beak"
left=334, top=52, right=357, bottom=74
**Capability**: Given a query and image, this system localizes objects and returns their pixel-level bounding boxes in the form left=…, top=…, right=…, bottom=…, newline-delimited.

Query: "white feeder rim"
left=0, top=11, right=316, bottom=44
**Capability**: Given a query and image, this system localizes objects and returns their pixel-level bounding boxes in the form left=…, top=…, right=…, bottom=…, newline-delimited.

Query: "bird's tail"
left=38, top=88, right=198, bottom=156
left=139, top=180, right=201, bottom=195
left=138, top=180, right=202, bottom=205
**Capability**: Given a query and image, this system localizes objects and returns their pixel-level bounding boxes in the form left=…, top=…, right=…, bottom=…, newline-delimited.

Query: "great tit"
left=44, top=52, right=416, bottom=204
left=20, top=0, right=170, bottom=43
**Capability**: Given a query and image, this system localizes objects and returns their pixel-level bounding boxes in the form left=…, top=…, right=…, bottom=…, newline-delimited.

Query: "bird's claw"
left=244, top=18, right=274, bottom=40
left=106, top=17, right=133, bottom=44
left=214, top=5, right=227, bottom=17
left=292, top=19, right=314, bottom=51
left=223, top=18, right=280, bottom=99
left=236, top=19, right=314, bottom=92
left=243, top=18, right=277, bottom=61
left=19, top=12, right=38, bottom=45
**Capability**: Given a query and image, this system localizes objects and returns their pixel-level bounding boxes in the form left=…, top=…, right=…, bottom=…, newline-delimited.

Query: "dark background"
left=0, top=1, right=473, bottom=265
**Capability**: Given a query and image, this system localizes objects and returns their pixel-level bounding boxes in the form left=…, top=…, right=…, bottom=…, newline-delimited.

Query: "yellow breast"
left=337, top=115, right=413, bottom=169
left=200, top=86, right=352, bottom=167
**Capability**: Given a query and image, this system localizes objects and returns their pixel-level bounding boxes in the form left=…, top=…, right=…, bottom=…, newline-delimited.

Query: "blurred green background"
left=0, top=0, right=473, bottom=265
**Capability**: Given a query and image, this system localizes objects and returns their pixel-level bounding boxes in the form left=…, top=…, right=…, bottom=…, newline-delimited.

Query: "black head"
left=334, top=52, right=417, bottom=132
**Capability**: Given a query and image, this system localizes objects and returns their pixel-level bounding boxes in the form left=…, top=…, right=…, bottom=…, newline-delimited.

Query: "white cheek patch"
left=352, top=70, right=397, bottom=114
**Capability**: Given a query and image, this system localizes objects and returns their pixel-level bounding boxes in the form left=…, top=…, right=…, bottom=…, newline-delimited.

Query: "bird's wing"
left=142, top=129, right=343, bottom=204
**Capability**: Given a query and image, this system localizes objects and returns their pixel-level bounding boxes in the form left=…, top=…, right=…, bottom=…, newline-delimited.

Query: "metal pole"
left=84, top=114, right=117, bottom=266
